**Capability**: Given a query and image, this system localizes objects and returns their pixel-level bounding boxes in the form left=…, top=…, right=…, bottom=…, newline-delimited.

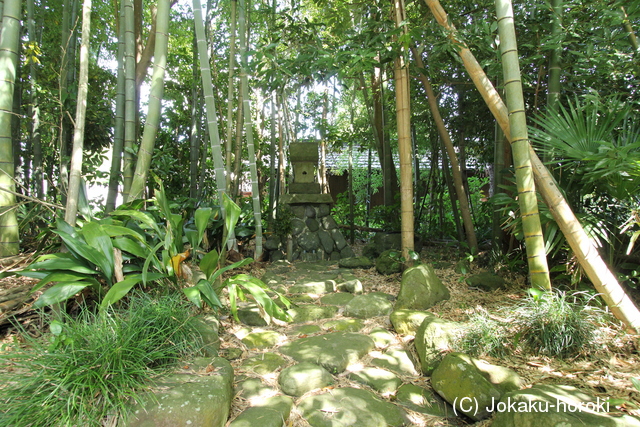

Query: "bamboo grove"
left=0, top=0, right=639, bottom=329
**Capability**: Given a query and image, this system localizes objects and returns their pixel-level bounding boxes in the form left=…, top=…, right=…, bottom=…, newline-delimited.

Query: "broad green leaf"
left=32, top=271, right=99, bottom=293
left=53, top=227, right=112, bottom=285
left=28, top=254, right=96, bottom=275
left=195, top=279, right=223, bottom=309
left=232, top=274, right=292, bottom=322
left=228, top=283, right=239, bottom=322
left=143, top=241, right=165, bottom=285
left=182, top=286, right=202, bottom=308
left=200, top=249, right=220, bottom=279
left=109, top=210, right=161, bottom=234
left=112, top=237, right=149, bottom=259
left=194, top=208, right=212, bottom=247
left=13, top=270, right=48, bottom=280
left=81, top=222, right=114, bottom=284
left=101, top=224, right=147, bottom=242
left=100, top=272, right=166, bottom=308
left=222, top=193, right=241, bottom=248
left=209, top=257, right=253, bottom=283
left=185, top=229, right=199, bottom=250
left=34, top=282, right=94, bottom=308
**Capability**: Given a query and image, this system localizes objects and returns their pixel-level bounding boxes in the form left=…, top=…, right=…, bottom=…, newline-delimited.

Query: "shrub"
left=0, top=292, right=203, bottom=426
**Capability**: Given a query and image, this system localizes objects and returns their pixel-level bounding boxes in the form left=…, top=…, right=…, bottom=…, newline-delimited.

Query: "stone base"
left=267, top=202, right=355, bottom=262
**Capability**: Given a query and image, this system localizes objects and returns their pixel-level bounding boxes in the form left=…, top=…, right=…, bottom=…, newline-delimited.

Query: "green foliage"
left=514, top=289, right=604, bottom=358
left=458, top=311, right=511, bottom=358
left=457, top=289, right=610, bottom=359
left=0, top=292, right=203, bottom=426
left=184, top=193, right=292, bottom=324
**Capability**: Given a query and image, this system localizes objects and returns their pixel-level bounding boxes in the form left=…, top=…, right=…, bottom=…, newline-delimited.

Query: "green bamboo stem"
left=0, top=0, right=20, bottom=256
left=127, top=0, right=170, bottom=201
left=495, top=0, right=551, bottom=290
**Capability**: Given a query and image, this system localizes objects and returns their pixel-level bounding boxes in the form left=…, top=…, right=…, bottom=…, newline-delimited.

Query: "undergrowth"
left=458, top=289, right=609, bottom=359
left=0, top=292, right=204, bottom=427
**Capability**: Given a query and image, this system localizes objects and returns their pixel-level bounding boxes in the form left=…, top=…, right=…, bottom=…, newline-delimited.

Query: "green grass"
left=0, top=292, right=204, bottom=427
left=514, top=290, right=603, bottom=358
left=457, top=290, right=610, bottom=359
left=457, top=311, right=511, bottom=358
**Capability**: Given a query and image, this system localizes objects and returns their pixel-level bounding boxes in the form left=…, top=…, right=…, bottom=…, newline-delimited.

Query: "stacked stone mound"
left=266, top=204, right=356, bottom=262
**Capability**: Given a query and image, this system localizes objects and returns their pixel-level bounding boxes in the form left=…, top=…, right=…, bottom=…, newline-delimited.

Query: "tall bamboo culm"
left=495, top=0, right=551, bottom=290
left=193, top=0, right=228, bottom=207
left=0, top=0, right=20, bottom=256
left=64, top=0, right=92, bottom=226
left=127, top=0, right=170, bottom=201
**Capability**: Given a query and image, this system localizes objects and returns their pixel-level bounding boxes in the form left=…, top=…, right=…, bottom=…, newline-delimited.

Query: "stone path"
left=124, top=259, right=640, bottom=427
left=225, top=260, right=458, bottom=427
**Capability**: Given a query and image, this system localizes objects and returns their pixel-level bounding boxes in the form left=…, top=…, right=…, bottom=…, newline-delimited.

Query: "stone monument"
left=272, top=142, right=355, bottom=262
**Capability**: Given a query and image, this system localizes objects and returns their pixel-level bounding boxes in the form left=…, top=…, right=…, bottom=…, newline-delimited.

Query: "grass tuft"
left=0, top=292, right=204, bottom=427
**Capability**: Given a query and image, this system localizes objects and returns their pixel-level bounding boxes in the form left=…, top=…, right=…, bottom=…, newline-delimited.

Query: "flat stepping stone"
left=241, top=353, right=287, bottom=375
left=297, top=387, right=408, bottom=427
left=322, top=318, right=365, bottom=332
left=320, top=293, right=355, bottom=306
left=279, top=362, right=334, bottom=396
left=124, top=357, right=233, bottom=427
left=289, top=280, right=336, bottom=294
left=287, top=304, right=338, bottom=323
left=396, top=384, right=454, bottom=417
left=279, top=332, right=375, bottom=374
left=348, top=367, right=402, bottom=393
left=370, top=348, right=419, bottom=377
left=241, top=331, right=286, bottom=349
left=344, top=294, right=393, bottom=318
left=235, top=378, right=276, bottom=401
left=390, top=309, right=435, bottom=336
left=229, top=395, right=293, bottom=427
left=291, top=324, right=322, bottom=336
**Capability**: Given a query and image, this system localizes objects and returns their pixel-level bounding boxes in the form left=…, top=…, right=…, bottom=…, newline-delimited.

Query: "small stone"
left=305, top=218, right=319, bottom=232
left=305, top=205, right=316, bottom=218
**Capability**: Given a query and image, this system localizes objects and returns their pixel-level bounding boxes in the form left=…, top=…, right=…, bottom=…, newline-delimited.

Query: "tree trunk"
left=546, top=0, right=563, bottom=113
left=122, top=0, right=136, bottom=200
left=64, top=0, right=91, bottom=226
left=392, top=0, right=414, bottom=262
left=412, top=46, right=478, bottom=254
left=27, top=0, right=44, bottom=200
left=0, top=0, right=20, bottom=256
left=238, top=0, right=263, bottom=259
left=127, top=0, right=170, bottom=201
left=189, top=34, right=200, bottom=199
left=105, top=0, right=126, bottom=213
left=424, top=0, right=640, bottom=331
left=225, top=0, right=238, bottom=192
left=193, top=0, right=227, bottom=206
left=496, top=0, right=551, bottom=290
